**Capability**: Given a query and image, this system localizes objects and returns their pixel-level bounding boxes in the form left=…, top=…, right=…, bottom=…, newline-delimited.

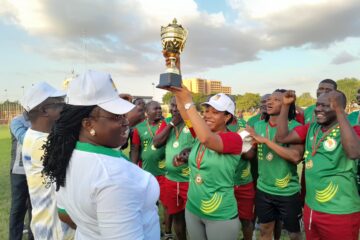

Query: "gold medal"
left=195, top=174, right=203, bottom=184
left=173, top=141, right=179, bottom=148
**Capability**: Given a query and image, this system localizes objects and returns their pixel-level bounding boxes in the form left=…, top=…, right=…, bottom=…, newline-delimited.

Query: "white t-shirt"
left=22, top=128, right=74, bottom=240
left=56, top=142, right=160, bottom=240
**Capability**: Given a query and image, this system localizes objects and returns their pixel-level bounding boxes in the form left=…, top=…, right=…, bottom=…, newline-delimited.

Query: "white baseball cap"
left=67, top=70, right=135, bottom=114
left=22, top=82, right=66, bottom=112
left=202, top=93, right=235, bottom=116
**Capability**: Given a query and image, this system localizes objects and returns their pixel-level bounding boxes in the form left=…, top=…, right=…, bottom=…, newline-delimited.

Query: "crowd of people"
left=7, top=53, right=360, bottom=240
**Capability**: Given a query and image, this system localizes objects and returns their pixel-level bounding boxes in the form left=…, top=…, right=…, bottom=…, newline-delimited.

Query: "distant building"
left=183, top=78, right=232, bottom=95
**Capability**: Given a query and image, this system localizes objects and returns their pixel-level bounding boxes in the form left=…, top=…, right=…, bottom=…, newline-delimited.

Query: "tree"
left=296, top=92, right=316, bottom=107
left=235, top=93, right=260, bottom=112
left=336, top=78, right=360, bottom=103
left=162, top=92, right=174, bottom=104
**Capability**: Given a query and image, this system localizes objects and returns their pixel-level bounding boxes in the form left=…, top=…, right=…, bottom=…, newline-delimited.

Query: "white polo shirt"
left=56, top=142, right=160, bottom=240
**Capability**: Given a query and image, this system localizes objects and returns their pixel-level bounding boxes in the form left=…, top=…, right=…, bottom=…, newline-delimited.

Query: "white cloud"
left=331, top=51, right=358, bottom=64
left=1, top=0, right=360, bottom=78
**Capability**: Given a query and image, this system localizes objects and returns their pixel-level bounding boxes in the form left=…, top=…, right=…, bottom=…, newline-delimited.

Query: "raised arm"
left=153, top=115, right=182, bottom=148
left=10, top=116, right=29, bottom=144
left=276, top=91, right=304, bottom=144
left=329, top=91, right=360, bottom=159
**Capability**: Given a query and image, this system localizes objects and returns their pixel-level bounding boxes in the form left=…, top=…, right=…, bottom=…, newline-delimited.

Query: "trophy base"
left=157, top=72, right=182, bottom=89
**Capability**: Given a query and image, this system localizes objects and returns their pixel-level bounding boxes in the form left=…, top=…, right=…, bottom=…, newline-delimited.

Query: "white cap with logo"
left=67, top=70, right=135, bottom=114
left=202, top=93, right=235, bottom=116
left=22, top=82, right=66, bottom=112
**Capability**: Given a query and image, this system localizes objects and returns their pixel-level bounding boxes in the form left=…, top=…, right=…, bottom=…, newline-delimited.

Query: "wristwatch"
left=184, top=102, right=195, bottom=110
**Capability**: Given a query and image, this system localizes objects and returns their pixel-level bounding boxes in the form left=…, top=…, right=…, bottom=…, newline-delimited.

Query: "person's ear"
left=82, top=117, right=94, bottom=132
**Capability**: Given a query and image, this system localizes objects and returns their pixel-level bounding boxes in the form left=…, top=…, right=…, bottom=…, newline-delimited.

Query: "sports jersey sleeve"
left=295, top=112, right=305, bottom=125
left=132, top=128, right=140, bottom=145
left=293, top=123, right=309, bottom=142
left=156, top=121, right=167, bottom=134
left=218, top=132, right=243, bottom=154
left=353, top=126, right=360, bottom=137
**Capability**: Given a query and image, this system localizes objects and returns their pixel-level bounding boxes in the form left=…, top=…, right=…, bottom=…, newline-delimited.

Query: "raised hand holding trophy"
left=157, top=18, right=188, bottom=88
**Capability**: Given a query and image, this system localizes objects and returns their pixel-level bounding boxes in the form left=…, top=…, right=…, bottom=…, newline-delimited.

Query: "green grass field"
left=0, top=125, right=11, bottom=238
left=0, top=124, right=301, bottom=240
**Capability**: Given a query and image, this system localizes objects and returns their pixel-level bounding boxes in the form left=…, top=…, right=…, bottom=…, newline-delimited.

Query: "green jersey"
left=303, top=123, right=360, bottom=214
left=164, top=122, right=195, bottom=182
left=134, top=120, right=165, bottom=176
left=348, top=111, right=359, bottom=125
left=247, top=113, right=262, bottom=128
left=227, top=117, right=246, bottom=133
left=227, top=118, right=253, bottom=186
left=186, top=135, right=242, bottom=220
left=304, top=104, right=316, bottom=124
left=254, top=120, right=301, bottom=196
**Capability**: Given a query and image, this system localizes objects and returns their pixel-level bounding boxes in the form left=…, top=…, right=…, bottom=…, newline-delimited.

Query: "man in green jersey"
left=276, top=90, right=360, bottom=240
left=304, top=79, right=337, bottom=124
left=245, top=89, right=304, bottom=240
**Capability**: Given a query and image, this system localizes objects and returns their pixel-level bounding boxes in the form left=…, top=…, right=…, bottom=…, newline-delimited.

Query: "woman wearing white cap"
left=42, top=70, right=160, bottom=239
left=166, top=86, right=252, bottom=239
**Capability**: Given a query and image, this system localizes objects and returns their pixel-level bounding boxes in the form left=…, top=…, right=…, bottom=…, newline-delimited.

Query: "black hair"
left=133, top=98, right=145, bottom=105
left=320, top=79, right=337, bottom=90
left=42, top=104, right=96, bottom=191
left=264, top=89, right=296, bottom=122
left=145, top=100, right=159, bottom=112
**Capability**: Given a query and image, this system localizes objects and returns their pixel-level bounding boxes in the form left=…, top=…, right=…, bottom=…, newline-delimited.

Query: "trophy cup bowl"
left=157, top=18, right=188, bottom=89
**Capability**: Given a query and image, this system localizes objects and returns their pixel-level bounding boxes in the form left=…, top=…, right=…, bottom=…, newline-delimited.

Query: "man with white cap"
left=21, top=82, right=74, bottom=239
left=41, top=70, right=160, bottom=239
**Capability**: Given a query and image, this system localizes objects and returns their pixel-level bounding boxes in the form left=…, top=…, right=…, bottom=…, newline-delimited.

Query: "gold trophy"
left=157, top=18, right=188, bottom=88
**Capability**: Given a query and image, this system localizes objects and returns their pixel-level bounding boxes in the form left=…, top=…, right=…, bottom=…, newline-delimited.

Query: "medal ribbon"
left=173, top=124, right=185, bottom=140
left=265, top=123, right=276, bottom=141
left=311, top=123, right=339, bottom=156
left=146, top=120, right=162, bottom=138
left=196, top=144, right=207, bottom=169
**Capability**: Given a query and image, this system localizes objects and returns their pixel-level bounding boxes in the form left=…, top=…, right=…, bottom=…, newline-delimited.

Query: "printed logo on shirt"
left=315, top=181, right=338, bottom=203
left=275, top=173, right=291, bottom=188
left=200, top=192, right=223, bottom=214
left=241, top=164, right=251, bottom=178
left=266, top=152, right=274, bottom=161
left=158, top=160, right=166, bottom=169
left=323, top=138, right=337, bottom=152
left=305, top=159, right=313, bottom=169
left=181, top=167, right=190, bottom=176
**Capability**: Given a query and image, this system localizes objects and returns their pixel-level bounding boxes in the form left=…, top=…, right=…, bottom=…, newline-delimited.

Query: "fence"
left=0, top=101, right=23, bottom=125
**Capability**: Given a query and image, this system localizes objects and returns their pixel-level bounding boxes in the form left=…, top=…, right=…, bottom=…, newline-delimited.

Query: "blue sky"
left=1, top=0, right=360, bottom=102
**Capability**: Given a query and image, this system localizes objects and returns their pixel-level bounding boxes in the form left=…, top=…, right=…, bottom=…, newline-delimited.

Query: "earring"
left=90, top=129, right=96, bottom=136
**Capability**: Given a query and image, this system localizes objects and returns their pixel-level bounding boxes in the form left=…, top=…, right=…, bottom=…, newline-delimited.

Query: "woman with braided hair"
left=42, top=70, right=160, bottom=240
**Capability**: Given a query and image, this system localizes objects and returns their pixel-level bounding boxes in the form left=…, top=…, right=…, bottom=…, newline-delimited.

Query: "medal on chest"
left=195, top=174, right=203, bottom=184
left=173, top=141, right=179, bottom=148
left=266, top=152, right=274, bottom=161
left=195, top=144, right=206, bottom=185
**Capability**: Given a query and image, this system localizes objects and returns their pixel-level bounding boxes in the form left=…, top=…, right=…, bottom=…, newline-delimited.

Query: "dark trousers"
left=9, top=173, right=33, bottom=240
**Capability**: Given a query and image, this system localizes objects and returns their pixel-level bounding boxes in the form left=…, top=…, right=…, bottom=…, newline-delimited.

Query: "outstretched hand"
left=166, top=85, right=193, bottom=105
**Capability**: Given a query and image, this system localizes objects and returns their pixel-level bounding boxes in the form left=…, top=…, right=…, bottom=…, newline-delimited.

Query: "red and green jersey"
left=295, top=123, right=360, bottom=214
left=304, top=104, right=316, bottom=124
left=247, top=113, right=262, bottom=128
left=227, top=118, right=253, bottom=186
left=186, top=132, right=243, bottom=220
left=133, top=120, right=165, bottom=176
left=254, top=120, right=301, bottom=196
left=227, top=117, right=246, bottom=133
left=158, top=121, right=195, bottom=182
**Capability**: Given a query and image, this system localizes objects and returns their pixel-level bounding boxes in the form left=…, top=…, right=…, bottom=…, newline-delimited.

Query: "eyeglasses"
left=90, top=114, right=128, bottom=124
